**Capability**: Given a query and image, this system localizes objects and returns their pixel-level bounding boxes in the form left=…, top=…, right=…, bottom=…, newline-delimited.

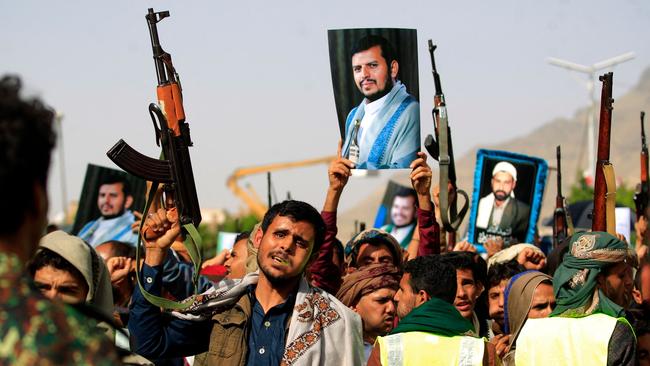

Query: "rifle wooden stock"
left=592, top=72, right=615, bottom=233
left=107, top=8, right=201, bottom=228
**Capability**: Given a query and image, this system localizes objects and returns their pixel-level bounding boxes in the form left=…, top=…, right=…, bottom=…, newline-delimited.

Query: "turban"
left=336, top=263, right=401, bottom=307
left=551, top=231, right=635, bottom=318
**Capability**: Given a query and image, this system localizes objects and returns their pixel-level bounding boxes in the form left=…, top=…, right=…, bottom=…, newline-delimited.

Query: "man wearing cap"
left=514, top=231, right=637, bottom=365
left=476, top=161, right=530, bottom=246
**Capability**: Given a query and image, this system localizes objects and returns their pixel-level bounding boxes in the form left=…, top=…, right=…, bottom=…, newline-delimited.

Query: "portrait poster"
left=71, top=164, right=147, bottom=235
left=373, top=181, right=418, bottom=249
left=466, top=149, right=548, bottom=252
left=328, top=28, right=420, bottom=170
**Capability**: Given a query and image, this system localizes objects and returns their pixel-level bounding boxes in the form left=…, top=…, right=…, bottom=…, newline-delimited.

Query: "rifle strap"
left=603, top=163, right=617, bottom=235
left=437, top=105, right=469, bottom=232
left=134, top=181, right=203, bottom=311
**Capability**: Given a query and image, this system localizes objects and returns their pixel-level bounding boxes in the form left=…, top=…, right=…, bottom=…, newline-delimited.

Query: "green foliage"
left=567, top=172, right=636, bottom=209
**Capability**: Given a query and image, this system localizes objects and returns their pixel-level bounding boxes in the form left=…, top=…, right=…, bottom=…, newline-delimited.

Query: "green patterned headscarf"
left=551, top=231, right=634, bottom=318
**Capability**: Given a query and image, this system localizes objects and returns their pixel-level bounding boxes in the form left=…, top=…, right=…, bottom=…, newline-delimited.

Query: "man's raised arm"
left=311, top=141, right=354, bottom=294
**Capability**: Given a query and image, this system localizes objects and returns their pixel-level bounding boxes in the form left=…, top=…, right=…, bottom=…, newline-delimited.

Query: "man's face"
left=491, top=172, right=515, bottom=202
left=256, top=215, right=315, bottom=285
left=353, top=287, right=397, bottom=340
left=488, top=279, right=508, bottom=329
left=527, top=282, right=555, bottom=319
left=390, top=195, right=416, bottom=227
left=352, top=45, right=396, bottom=101
left=356, top=242, right=395, bottom=268
left=224, top=238, right=248, bottom=279
left=454, top=268, right=483, bottom=320
left=97, top=182, right=128, bottom=218
left=394, top=273, right=417, bottom=319
left=34, top=265, right=88, bottom=304
left=598, top=261, right=634, bottom=309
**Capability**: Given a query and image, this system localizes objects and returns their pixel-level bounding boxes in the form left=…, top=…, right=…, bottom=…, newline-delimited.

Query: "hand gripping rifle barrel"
left=107, top=8, right=201, bottom=227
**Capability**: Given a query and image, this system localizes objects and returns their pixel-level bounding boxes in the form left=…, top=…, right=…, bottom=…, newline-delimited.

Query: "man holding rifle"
left=128, top=200, right=363, bottom=365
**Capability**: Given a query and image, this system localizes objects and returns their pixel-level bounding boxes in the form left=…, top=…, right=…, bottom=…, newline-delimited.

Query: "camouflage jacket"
left=0, top=251, right=120, bottom=365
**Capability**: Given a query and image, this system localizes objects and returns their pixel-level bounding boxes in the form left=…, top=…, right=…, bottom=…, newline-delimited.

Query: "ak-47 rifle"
left=553, top=145, right=572, bottom=247
left=423, top=40, right=469, bottom=248
left=591, top=72, right=616, bottom=233
left=106, top=8, right=202, bottom=309
left=634, top=111, right=648, bottom=221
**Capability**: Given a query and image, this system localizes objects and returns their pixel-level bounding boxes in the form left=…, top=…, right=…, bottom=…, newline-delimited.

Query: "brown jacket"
left=193, top=294, right=252, bottom=366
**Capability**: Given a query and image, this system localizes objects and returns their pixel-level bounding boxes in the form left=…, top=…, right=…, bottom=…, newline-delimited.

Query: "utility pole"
left=547, top=52, right=635, bottom=180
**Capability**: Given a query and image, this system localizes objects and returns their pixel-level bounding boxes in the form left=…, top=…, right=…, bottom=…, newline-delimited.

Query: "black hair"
left=350, top=34, right=397, bottom=65
left=332, top=238, right=344, bottom=263
left=235, top=231, right=251, bottom=243
left=0, top=75, right=55, bottom=236
left=28, top=247, right=87, bottom=289
left=261, top=200, right=326, bottom=254
left=96, top=240, right=136, bottom=259
left=487, top=260, right=526, bottom=289
left=403, top=255, right=457, bottom=304
left=441, top=251, right=488, bottom=287
left=99, top=173, right=131, bottom=197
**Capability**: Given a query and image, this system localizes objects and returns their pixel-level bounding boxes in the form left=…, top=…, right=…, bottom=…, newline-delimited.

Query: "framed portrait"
left=328, top=28, right=420, bottom=170
left=71, top=164, right=147, bottom=235
left=466, top=149, right=548, bottom=251
left=373, top=181, right=417, bottom=249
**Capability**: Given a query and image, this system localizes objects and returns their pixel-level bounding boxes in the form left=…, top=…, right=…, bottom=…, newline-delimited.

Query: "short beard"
left=494, top=191, right=508, bottom=202
left=364, top=78, right=394, bottom=102
left=257, top=257, right=301, bottom=287
left=102, top=208, right=126, bottom=220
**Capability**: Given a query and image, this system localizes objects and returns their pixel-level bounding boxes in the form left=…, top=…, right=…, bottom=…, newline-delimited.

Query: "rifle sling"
left=602, top=163, right=617, bottom=235
left=134, top=156, right=203, bottom=310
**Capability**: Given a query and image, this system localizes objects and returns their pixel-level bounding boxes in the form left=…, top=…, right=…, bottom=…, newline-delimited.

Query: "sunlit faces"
left=97, top=182, right=131, bottom=218
left=488, top=279, right=508, bottom=328
left=527, top=282, right=555, bottom=319
left=353, top=287, right=397, bottom=340
left=394, top=273, right=417, bottom=319
left=351, top=45, right=398, bottom=102
left=390, top=195, right=416, bottom=228
left=598, top=261, right=634, bottom=309
left=356, top=242, right=395, bottom=268
left=256, top=215, right=315, bottom=284
left=491, top=172, right=515, bottom=202
left=33, top=265, right=88, bottom=304
left=454, top=268, right=484, bottom=319
left=225, top=238, right=248, bottom=279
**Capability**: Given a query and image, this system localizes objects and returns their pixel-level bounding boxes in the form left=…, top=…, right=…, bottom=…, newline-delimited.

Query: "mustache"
left=359, top=78, right=376, bottom=88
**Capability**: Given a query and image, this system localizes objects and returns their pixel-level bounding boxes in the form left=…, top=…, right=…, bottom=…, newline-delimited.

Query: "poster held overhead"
left=328, top=28, right=420, bottom=170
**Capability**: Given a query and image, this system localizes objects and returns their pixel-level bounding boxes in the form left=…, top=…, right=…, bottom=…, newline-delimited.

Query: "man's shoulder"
left=0, top=277, right=118, bottom=364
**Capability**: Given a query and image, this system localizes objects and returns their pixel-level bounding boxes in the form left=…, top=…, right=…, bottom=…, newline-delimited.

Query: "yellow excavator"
left=227, top=156, right=337, bottom=219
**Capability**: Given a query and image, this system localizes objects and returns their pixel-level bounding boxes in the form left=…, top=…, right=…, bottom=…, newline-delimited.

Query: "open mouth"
left=271, top=255, right=289, bottom=266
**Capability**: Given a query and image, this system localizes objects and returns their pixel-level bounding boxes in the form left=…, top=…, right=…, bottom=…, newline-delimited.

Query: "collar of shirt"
left=246, top=284, right=297, bottom=366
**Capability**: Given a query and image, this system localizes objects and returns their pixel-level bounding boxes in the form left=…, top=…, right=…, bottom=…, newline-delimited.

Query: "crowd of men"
left=1, top=36, right=650, bottom=366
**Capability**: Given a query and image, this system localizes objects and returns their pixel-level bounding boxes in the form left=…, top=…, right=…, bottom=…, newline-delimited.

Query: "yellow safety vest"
left=515, top=313, right=628, bottom=366
left=376, top=331, right=485, bottom=366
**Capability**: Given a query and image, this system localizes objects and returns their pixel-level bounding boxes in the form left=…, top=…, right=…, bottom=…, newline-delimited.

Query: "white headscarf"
left=38, top=230, right=114, bottom=318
